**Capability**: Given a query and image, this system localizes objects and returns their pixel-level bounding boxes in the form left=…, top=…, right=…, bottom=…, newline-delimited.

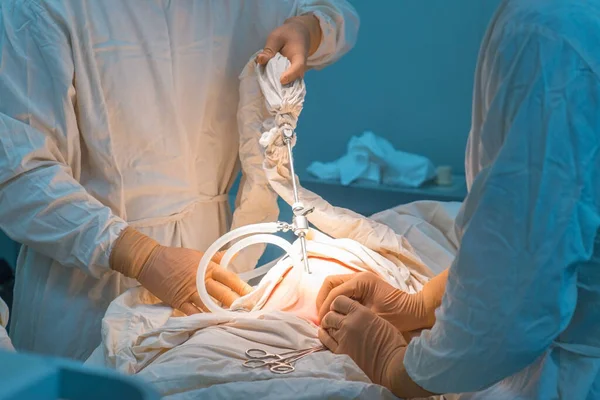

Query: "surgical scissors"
left=245, top=347, right=314, bottom=361
left=243, top=346, right=326, bottom=374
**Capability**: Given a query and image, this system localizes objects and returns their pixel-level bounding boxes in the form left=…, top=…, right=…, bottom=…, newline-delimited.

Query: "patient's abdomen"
left=260, top=257, right=357, bottom=325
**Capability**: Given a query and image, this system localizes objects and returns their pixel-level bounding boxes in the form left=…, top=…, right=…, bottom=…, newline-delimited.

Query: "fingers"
left=317, top=277, right=357, bottom=323
left=179, top=302, right=201, bottom=316
left=331, top=295, right=359, bottom=316
left=256, top=22, right=308, bottom=84
left=256, top=33, right=284, bottom=65
left=402, top=329, right=423, bottom=343
left=200, top=257, right=253, bottom=309
left=211, top=251, right=238, bottom=265
left=206, top=279, right=240, bottom=308
left=321, top=310, right=344, bottom=331
left=316, top=274, right=354, bottom=312
left=211, top=265, right=253, bottom=297
left=211, top=251, right=225, bottom=263
left=190, top=293, right=209, bottom=313
left=318, top=328, right=338, bottom=353
left=179, top=293, right=209, bottom=315
left=280, top=53, right=306, bottom=85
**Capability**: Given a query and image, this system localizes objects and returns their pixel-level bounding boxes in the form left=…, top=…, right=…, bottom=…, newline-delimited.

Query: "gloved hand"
left=257, top=13, right=323, bottom=84
left=316, top=270, right=448, bottom=333
left=110, top=227, right=252, bottom=315
left=319, top=296, right=433, bottom=399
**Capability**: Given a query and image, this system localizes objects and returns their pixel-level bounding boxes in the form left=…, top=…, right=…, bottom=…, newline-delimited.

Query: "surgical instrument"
left=196, top=135, right=316, bottom=315
left=244, top=346, right=316, bottom=361
left=282, top=127, right=312, bottom=275
left=242, top=346, right=326, bottom=374
left=196, top=59, right=316, bottom=314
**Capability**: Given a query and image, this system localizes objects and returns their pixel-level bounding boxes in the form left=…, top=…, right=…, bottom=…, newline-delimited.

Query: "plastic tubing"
left=196, top=222, right=303, bottom=316
left=220, top=234, right=284, bottom=269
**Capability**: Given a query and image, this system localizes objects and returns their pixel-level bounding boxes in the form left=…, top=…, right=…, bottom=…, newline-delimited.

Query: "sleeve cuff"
left=306, top=10, right=337, bottom=68
left=403, top=331, right=449, bottom=395
left=88, top=219, right=128, bottom=278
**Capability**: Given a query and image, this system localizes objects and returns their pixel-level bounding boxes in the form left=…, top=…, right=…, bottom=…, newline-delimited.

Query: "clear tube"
left=237, top=256, right=283, bottom=285
left=220, top=234, right=284, bottom=269
left=196, top=223, right=303, bottom=316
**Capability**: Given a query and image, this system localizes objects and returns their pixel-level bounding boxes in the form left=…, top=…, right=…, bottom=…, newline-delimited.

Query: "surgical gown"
left=0, top=0, right=358, bottom=360
left=0, top=297, right=13, bottom=352
left=404, top=0, right=600, bottom=398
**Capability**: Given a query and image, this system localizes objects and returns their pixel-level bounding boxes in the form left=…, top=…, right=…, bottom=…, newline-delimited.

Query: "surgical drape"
left=0, top=0, right=358, bottom=360
left=404, top=1, right=600, bottom=398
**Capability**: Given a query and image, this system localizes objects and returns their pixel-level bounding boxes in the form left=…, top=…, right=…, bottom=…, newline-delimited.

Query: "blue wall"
left=296, top=0, right=501, bottom=175
left=0, top=233, right=18, bottom=269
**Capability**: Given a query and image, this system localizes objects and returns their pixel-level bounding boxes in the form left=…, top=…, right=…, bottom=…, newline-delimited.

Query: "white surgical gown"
left=0, top=0, right=358, bottom=360
left=404, top=0, right=600, bottom=398
left=0, top=297, right=14, bottom=352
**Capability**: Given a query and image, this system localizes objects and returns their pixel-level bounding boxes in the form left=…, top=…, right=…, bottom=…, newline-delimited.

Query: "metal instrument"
left=242, top=346, right=326, bottom=374
left=282, top=127, right=313, bottom=274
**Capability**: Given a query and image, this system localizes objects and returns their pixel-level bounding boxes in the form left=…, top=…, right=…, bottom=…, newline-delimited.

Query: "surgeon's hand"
left=257, top=13, right=323, bottom=85
left=110, top=227, right=252, bottom=315
left=317, top=270, right=448, bottom=333
left=319, top=296, right=434, bottom=399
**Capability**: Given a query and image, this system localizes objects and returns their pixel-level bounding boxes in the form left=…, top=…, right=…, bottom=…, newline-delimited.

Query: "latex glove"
left=110, top=227, right=252, bottom=315
left=317, top=270, right=448, bottom=333
left=257, top=13, right=323, bottom=84
left=319, top=296, right=434, bottom=399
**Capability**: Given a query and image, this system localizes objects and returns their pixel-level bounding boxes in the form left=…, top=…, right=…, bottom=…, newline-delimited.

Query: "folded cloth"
left=307, top=131, right=436, bottom=188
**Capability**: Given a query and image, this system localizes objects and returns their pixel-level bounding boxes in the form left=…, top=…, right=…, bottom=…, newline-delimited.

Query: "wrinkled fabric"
left=371, top=200, right=462, bottom=276
left=232, top=53, right=435, bottom=284
left=229, top=230, right=422, bottom=325
left=84, top=50, right=464, bottom=398
left=0, top=0, right=358, bottom=360
left=307, top=131, right=436, bottom=188
left=84, top=218, right=454, bottom=399
left=0, top=297, right=14, bottom=352
left=404, top=1, right=600, bottom=398
left=85, top=234, right=410, bottom=399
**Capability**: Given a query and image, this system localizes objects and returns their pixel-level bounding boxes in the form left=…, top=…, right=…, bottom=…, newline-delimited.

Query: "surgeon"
left=316, top=1, right=600, bottom=398
left=0, top=0, right=358, bottom=361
